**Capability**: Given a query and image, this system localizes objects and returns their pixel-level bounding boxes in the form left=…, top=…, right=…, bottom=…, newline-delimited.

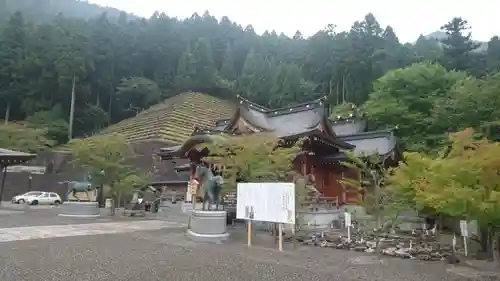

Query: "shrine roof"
left=227, top=95, right=335, bottom=138
left=150, top=167, right=190, bottom=185
left=322, top=130, right=399, bottom=161
left=0, top=148, right=36, bottom=167
left=158, top=134, right=224, bottom=158
left=331, top=117, right=367, bottom=136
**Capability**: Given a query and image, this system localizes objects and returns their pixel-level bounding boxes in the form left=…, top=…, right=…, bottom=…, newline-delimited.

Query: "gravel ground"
left=0, top=203, right=188, bottom=228
left=0, top=208, right=160, bottom=228
left=0, top=226, right=490, bottom=281
left=0, top=205, right=494, bottom=281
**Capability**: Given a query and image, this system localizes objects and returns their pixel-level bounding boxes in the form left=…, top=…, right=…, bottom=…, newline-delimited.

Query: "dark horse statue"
left=63, top=173, right=98, bottom=201
left=194, top=164, right=223, bottom=211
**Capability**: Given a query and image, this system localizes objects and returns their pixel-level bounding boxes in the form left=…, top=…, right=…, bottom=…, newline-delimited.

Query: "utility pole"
left=68, top=74, right=76, bottom=142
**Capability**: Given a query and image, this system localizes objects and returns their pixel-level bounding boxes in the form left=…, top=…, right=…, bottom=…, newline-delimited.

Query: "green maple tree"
left=205, top=133, right=302, bottom=194
left=389, top=128, right=500, bottom=261
left=0, top=122, right=54, bottom=152
left=69, top=134, right=148, bottom=206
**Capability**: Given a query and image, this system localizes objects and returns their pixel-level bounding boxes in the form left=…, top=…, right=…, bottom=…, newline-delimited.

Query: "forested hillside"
left=1, top=0, right=500, bottom=153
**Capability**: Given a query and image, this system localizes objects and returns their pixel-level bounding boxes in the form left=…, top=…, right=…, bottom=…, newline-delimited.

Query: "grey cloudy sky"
left=89, top=0, right=497, bottom=43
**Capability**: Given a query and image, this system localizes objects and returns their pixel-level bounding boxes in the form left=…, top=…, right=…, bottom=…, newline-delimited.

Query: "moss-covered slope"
left=100, top=92, right=235, bottom=144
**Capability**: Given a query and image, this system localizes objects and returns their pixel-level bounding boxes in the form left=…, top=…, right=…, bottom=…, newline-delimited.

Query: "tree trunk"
left=107, top=91, right=113, bottom=125
left=479, top=226, right=489, bottom=253
left=4, top=102, right=10, bottom=124
left=390, top=211, right=401, bottom=233
left=492, top=231, right=500, bottom=263
left=436, top=215, right=443, bottom=238
left=372, top=171, right=381, bottom=255
left=336, top=81, right=340, bottom=105
left=68, top=74, right=76, bottom=141
left=117, top=191, right=122, bottom=209
left=342, top=75, right=346, bottom=103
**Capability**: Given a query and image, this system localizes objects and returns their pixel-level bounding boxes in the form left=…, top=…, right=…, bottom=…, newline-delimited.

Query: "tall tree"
left=486, top=36, right=500, bottom=72
left=440, top=17, right=481, bottom=72
left=192, top=37, right=216, bottom=88
left=219, top=43, right=236, bottom=81
left=0, top=11, right=27, bottom=122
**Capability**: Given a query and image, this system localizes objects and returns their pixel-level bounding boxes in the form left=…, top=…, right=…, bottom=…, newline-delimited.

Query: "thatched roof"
left=99, top=92, right=235, bottom=144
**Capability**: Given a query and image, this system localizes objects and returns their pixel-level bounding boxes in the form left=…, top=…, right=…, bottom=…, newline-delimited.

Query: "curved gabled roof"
left=159, top=96, right=356, bottom=158
left=0, top=148, right=36, bottom=166
left=225, top=95, right=338, bottom=138
left=331, top=117, right=367, bottom=136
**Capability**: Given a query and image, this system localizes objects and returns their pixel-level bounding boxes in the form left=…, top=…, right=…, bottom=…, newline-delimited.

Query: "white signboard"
left=236, top=182, right=295, bottom=224
left=460, top=220, right=469, bottom=237
left=344, top=212, right=352, bottom=227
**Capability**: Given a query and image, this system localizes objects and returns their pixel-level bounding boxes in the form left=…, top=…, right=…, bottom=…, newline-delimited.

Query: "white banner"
left=236, top=182, right=295, bottom=224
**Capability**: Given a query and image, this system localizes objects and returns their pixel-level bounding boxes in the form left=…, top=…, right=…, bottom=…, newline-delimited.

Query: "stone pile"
left=297, top=230, right=456, bottom=261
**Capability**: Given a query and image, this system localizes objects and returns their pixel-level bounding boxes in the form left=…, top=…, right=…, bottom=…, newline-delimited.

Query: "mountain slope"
left=424, top=31, right=488, bottom=52
left=2, top=0, right=138, bottom=22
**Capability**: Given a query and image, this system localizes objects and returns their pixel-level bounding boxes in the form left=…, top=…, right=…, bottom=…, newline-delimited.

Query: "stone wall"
left=0, top=140, right=185, bottom=201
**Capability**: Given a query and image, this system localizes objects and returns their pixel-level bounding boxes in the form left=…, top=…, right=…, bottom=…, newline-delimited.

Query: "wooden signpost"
left=278, top=223, right=283, bottom=251
left=344, top=212, right=352, bottom=242
left=237, top=183, right=295, bottom=252
left=247, top=220, right=252, bottom=246
left=460, top=220, right=468, bottom=256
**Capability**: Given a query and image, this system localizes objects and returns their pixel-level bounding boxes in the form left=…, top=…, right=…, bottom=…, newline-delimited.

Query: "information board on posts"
left=236, top=182, right=295, bottom=224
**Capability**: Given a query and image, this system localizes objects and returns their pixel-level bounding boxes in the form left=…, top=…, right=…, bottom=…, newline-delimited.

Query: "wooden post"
left=278, top=223, right=284, bottom=251
left=247, top=220, right=252, bottom=246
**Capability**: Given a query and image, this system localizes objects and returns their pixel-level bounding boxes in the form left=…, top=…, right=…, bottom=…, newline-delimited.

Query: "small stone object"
left=382, top=247, right=397, bottom=256
left=335, top=243, right=345, bottom=249
left=366, top=241, right=376, bottom=248
left=394, top=249, right=411, bottom=259
left=353, top=245, right=367, bottom=252
left=320, top=241, right=335, bottom=248
left=325, top=233, right=341, bottom=242
left=417, top=254, right=431, bottom=261
left=298, top=228, right=457, bottom=263
left=446, top=255, right=460, bottom=264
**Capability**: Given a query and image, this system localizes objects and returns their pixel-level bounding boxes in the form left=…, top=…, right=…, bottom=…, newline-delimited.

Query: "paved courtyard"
left=0, top=207, right=495, bottom=281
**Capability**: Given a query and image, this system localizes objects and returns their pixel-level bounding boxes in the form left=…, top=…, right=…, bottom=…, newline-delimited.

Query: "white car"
left=12, top=191, right=62, bottom=205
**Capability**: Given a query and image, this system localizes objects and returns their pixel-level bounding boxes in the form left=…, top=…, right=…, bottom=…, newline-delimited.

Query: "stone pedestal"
left=181, top=201, right=194, bottom=213
left=58, top=201, right=100, bottom=218
left=186, top=210, right=229, bottom=242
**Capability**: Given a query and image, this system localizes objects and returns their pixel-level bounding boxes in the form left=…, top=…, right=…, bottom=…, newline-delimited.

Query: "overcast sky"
left=89, top=0, right=498, bottom=43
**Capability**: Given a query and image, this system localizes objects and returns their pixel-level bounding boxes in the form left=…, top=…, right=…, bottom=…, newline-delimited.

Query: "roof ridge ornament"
left=237, top=94, right=328, bottom=115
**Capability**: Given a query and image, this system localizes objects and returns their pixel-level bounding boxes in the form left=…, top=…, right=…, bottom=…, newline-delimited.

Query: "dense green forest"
left=1, top=0, right=500, bottom=153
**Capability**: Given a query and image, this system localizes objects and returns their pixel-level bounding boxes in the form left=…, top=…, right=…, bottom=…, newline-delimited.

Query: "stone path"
left=0, top=220, right=186, bottom=243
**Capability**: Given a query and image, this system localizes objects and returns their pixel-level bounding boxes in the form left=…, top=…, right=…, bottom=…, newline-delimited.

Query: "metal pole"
left=28, top=173, right=32, bottom=191
left=0, top=166, right=7, bottom=205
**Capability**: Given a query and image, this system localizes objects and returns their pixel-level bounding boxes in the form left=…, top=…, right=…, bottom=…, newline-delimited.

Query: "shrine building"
left=158, top=95, right=402, bottom=206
